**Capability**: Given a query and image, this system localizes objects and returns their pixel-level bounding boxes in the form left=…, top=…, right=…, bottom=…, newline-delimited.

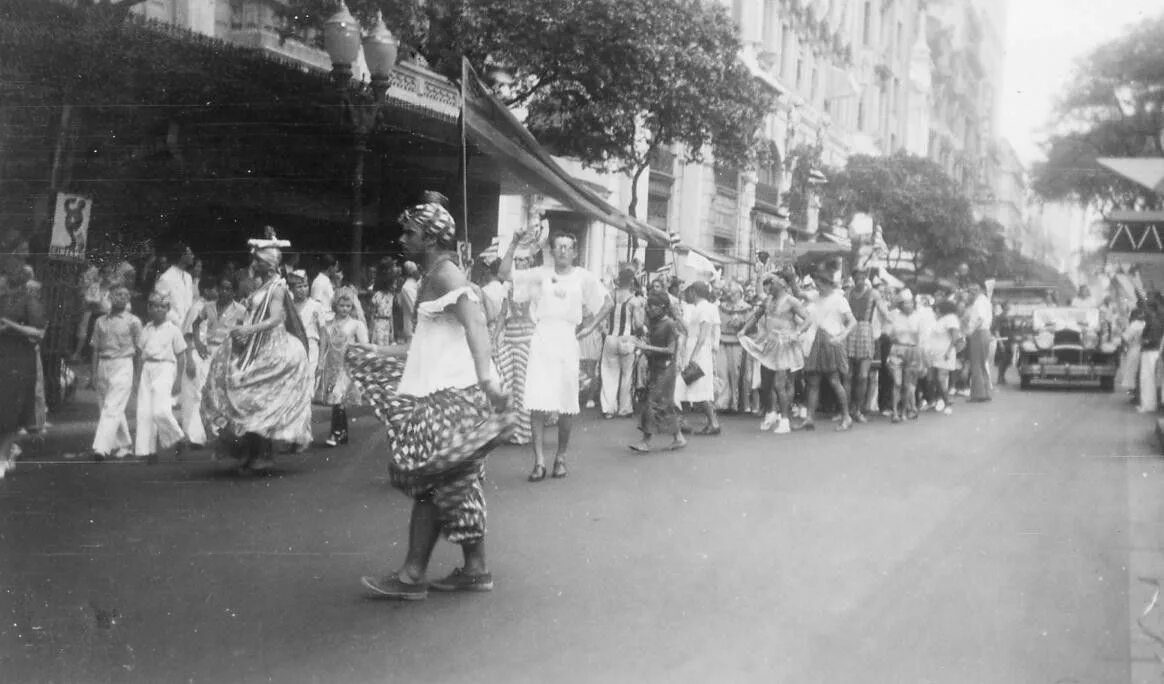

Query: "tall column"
left=736, top=170, right=758, bottom=281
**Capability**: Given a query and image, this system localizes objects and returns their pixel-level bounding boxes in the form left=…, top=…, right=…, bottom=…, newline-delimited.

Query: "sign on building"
left=49, top=191, right=92, bottom=260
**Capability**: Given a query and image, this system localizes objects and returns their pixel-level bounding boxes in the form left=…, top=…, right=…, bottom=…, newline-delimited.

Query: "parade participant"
left=993, top=301, right=1015, bottom=385
left=177, top=278, right=211, bottom=450
left=600, top=268, right=645, bottom=418
left=925, top=298, right=963, bottom=415
left=188, top=276, right=247, bottom=452
left=202, top=231, right=312, bottom=474
left=676, top=281, right=722, bottom=435
left=154, top=242, right=196, bottom=328
left=369, top=265, right=398, bottom=347
left=311, top=254, right=339, bottom=314
left=499, top=229, right=612, bottom=481
left=741, top=273, right=808, bottom=434
left=886, top=290, right=926, bottom=422
left=88, top=283, right=141, bottom=460
left=288, top=269, right=325, bottom=392
left=0, top=267, right=46, bottom=478
left=317, top=291, right=369, bottom=447
left=797, top=270, right=857, bottom=431
left=1120, top=305, right=1146, bottom=397
left=1138, top=295, right=1164, bottom=413
left=844, top=268, right=889, bottom=423
left=496, top=248, right=537, bottom=445
left=134, top=292, right=187, bottom=464
left=715, top=281, right=754, bottom=414
left=352, top=197, right=511, bottom=600
left=966, top=282, right=994, bottom=402
left=628, top=291, right=685, bottom=453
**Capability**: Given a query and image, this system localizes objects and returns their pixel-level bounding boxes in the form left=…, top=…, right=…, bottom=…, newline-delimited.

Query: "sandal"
left=694, top=425, right=722, bottom=436
left=527, top=464, right=547, bottom=482
left=628, top=443, right=651, bottom=453
left=551, top=460, right=568, bottom=479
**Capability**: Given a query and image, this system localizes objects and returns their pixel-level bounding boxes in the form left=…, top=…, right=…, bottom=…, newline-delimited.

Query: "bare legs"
left=531, top=410, right=573, bottom=474
left=802, top=372, right=851, bottom=430
left=397, top=499, right=487, bottom=584
left=849, top=359, right=872, bottom=420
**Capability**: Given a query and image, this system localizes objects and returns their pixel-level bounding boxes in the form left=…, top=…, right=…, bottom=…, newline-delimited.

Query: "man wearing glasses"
left=499, top=229, right=612, bottom=482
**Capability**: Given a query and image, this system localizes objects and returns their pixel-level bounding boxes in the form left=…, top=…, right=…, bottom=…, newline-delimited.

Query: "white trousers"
left=1140, top=349, right=1160, bottom=412
left=600, top=337, right=635, bottom=415
left=181, top=349, right=211, bottom=446
left=135, top=361, right=185, bottom=456
left=92, top=358, right=134, bottom=456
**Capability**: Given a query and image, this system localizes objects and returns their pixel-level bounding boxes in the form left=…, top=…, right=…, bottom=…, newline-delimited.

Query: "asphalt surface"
left=2, top=382, right=1162, bottom=683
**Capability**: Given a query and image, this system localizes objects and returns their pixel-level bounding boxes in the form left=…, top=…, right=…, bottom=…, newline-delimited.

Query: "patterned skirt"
left=345, top=349, right=515, bottom=497
left=844, top=321, right=876, bottom=360
left=804, top=328, right=849, bottom=375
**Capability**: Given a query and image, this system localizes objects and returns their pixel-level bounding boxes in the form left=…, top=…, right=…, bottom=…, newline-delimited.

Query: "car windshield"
left=1032, top=307, right=1099, bottom=331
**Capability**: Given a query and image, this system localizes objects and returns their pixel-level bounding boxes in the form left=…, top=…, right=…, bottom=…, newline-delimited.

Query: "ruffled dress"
left=201, top=277, right=313, bottom=446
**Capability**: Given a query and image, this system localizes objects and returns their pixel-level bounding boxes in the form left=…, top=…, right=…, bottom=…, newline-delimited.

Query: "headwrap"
left=398, top=201, right=457, bottom=244
left=248, top=226, right=290, bottom=267
left=287, top=269, right=308, bottom=283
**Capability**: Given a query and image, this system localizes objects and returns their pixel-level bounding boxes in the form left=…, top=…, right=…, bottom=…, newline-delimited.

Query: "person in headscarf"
left=350, top=195, right=511, bottom=600
left=201, top=229, right=312, bottom=474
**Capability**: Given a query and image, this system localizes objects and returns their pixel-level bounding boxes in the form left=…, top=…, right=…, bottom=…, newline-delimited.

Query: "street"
left=2, top=385, right=1162, bottom=683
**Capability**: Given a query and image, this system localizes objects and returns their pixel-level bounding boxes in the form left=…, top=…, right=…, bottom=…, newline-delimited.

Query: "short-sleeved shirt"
left=311, top=273, right=335, bottom=312
left=513, top=265, right=606, bottom=326
left=139, top=320, right=187, bottom=363
left=92, top=310, right=142, bottom=359
left=155, top=265, right=194, bottom=328
left=812, top=290, right=853, bottom=338
left=295, top=297, right=326, bottom=344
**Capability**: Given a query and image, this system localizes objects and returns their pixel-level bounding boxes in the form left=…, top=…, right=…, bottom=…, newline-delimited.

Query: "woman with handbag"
left=675, top=281, right=721, bottom=436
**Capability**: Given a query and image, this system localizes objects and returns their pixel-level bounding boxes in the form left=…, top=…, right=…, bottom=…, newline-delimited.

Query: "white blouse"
left=398, top=286, right=496, bottom=397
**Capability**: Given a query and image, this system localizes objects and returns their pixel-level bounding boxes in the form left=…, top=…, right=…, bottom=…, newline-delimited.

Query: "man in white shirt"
left=600, top=268, right=645, bottom=418
left=311, top=254, right=339, bottom=312
left=153, top=243, right=195, bottom=328
left=398, top=261, right=421, bottom=342
left=966, top=282, right=993, bottom=401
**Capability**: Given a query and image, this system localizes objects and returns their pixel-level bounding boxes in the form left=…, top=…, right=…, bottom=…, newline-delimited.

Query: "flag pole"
left=459, top=57, right=471, bottom=268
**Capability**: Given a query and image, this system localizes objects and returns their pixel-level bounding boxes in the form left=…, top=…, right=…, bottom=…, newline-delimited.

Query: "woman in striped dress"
left=496, top=252, right=536, bottom=445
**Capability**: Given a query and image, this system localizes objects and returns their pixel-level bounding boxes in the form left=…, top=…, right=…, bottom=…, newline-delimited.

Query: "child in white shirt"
left=134, top=292, right=187, bottom=463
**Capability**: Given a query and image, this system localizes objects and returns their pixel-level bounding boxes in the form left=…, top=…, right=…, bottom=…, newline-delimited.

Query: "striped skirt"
left=497, top=318, right=536, bottom=444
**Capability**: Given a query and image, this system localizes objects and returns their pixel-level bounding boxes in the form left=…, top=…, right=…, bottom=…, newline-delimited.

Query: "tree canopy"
left=819, top=153, right=986, bottom=274
left=283, top=0, right=777, bottom=215
left=1030, top=12, right=1164, bottom=211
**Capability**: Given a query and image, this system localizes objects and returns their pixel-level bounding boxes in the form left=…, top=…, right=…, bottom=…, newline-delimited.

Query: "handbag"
left=681, top=360, right=705, bottom=385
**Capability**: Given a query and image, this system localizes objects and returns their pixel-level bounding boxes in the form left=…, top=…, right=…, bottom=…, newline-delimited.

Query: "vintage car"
left=1016, top=307, right=1118, bottom=390
left=992, top=281, right=1062, bottom=339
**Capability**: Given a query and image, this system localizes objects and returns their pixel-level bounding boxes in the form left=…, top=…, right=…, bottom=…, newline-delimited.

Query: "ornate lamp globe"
left=323, top=1, right=361, bottom=80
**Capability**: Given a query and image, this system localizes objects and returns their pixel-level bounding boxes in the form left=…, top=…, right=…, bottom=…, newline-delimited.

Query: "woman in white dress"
left=675, top=281, right=721, bottom=435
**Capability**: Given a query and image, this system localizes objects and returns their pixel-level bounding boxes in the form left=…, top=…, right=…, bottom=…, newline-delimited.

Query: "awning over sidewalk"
left=1097, top=158, right=1164, bottom=194
left=461, top=59, right=669, bottom=247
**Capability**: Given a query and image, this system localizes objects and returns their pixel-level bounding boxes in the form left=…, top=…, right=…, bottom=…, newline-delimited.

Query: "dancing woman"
left=350, top=197, right=511, bottom=600
left=201, top=231, right=312, bottom=473
left=495, top=248, right=537, bottom=445
left=741, top=273, right=808, bottom=434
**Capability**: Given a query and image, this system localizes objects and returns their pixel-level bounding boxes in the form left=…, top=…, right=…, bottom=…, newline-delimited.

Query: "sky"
left=999, top=0, right=1162, bottom=165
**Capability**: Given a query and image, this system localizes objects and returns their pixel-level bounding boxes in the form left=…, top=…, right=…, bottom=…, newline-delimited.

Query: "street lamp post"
left=323, top=3, right=399, bottom=284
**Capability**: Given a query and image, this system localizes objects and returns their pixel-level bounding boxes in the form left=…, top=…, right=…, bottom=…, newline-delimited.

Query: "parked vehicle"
left=1016, top=307, right=1118, bottom=391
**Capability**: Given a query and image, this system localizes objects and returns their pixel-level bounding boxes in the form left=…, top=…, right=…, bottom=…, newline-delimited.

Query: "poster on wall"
left=49, top=192, right=92, bottom=260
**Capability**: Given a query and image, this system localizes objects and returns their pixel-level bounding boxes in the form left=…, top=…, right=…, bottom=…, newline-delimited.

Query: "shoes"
left=324, top=430, right=349, bottom=447
left=772, top=418, right=791, bottom=435
left=890, top=414, right=903, bottom=424
left=694, top=425, right=721, bottom=436
left=551, top=460, right=568, bottom=478
left=792, top=420, right=815, bottom=431
left=602, top=413, right=614, bottom=420
left=528, top=464, right=547, bottom=482
left=835, top=418, right=853, bottom=432
left=430, top=567, right=494, bottom=593
left=942, top=406, right=953, bottom=416
left=933, top=399, right=946, bottom=413
left=760, top=412, right=779, bottom=431
left=361, top=574, right=428, bottom=601
left=851, top=412, right=868, bottom=424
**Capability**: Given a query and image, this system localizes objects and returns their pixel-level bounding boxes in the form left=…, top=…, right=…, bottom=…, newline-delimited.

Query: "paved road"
left=2, top=385, right=1162, bottom=683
